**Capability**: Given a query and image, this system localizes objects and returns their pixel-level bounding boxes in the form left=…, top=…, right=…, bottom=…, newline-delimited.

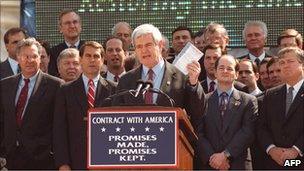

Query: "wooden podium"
left=87, top=106, right=197, bottom=170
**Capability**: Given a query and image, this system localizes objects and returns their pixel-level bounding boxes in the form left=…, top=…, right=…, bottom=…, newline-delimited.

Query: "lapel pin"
left=301, top=93, right=304, bottom=97
left=235, top=101, right=241, bottom=106
left=166, top=81, right=170, bottom=85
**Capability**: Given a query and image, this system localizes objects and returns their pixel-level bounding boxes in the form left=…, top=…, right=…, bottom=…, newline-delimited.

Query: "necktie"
left=255, top=58, right=260, bottom=66
left=219, top=92, right=229, bottom=116
left=209, top=81, right=215, bottom=92
left=285, top=86, right=294, bottom=116
left=145, top=69, right=154, bottom=104
left=114, top=75, right=119, bottom=82
left=70, top=45, right=76, bottom=48
left=87, top=79, right=95, bottom=108
left=16, top=79, right=30, bottom=127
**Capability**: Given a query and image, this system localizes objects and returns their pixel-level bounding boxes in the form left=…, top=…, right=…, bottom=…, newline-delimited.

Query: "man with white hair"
left=238, top=21, right=271, bottom=65
left=111, top=24, right=204, bottom=130
left=112, top=21, right=133, bottom=50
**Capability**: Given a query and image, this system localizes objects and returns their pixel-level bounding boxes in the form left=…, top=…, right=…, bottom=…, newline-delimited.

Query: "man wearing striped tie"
left=53, top=41, right=116, bottom=170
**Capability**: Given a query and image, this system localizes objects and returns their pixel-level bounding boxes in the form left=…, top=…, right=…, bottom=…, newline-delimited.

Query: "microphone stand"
left=143, top=88, right=176, bottom=107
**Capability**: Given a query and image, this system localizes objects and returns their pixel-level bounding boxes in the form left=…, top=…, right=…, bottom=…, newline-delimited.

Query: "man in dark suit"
left=57, top=48, right=82, bottom=82
left=110, top=24, right=203, bottom=130
left=257, top=47, right=304, bottom=169
left=53, top=41, right=116, bottom=170
left=238, top=21, right=271, bottom=64
left=201, top=44, right=248, bottom=94
left=0, top=38, right=63, bottom=169
left=0, top=27, right=28, bottom=80
left=197, top=55, right=258, bottom=170
left=167, top=26, right=193, bottom=63
left=48, top=9, right=85, bottom=77
left=102, top=36, right=127, bottom=82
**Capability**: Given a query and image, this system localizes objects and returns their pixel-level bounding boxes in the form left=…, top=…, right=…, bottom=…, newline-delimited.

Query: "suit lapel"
left=29, top=71, right=45, bottom=99
left=202, top=80, right=208, bottom=93
left=222, top=90, right=241, bottom=135
left=209, top=91, right=222, bottom=133
left=3, top=59, right=14, bottom=76
left=157, top=62, right=175, bottom=104
left=275, top=86, right=287, bottom=121
left=7, top=75, right=21, bottom=118
left=74, top=76, right=88, bottom=115
left=94, top=77, right=109, bottom=107
left=285, top=82, right=304, bottom=120
left=22, top=71, right=47, bottom=124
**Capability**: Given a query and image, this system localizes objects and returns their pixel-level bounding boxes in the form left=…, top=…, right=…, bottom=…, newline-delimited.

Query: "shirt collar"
left=142, top=57, right=165, bottom=78
left=21, top=70, right=39, bottom=83
left=249, top=51, right=266, bottom=62
left=65, top=39, right=80, bottom=48
left=286, top=78, right=304, bottom=95
left=8, top=57, right=19, bottom=74
left=217, top=86, right=234, bottom=98
left=82, top=74, right=100, bottom=87
left=107, top=70, right=126, bottom=78
left=207, top=77, right=217, bottom=85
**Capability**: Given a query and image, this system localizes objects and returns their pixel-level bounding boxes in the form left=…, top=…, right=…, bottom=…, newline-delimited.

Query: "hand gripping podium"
left=87, top=106, right=197, bottom=170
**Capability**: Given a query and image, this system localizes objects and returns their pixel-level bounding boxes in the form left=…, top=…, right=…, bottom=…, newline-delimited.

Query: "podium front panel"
left=87, top=107, right=178, bottom=169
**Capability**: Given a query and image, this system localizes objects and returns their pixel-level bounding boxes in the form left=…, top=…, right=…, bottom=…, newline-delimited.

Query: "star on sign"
left=159, top=127, right=165, bottom=132
left=116, top=127, right=121, bottom=132
left=130, top=127, right=135, bottom=132
left=145, top=127, right=150, bottom=132
left=101, top=127, right=106, bottom=132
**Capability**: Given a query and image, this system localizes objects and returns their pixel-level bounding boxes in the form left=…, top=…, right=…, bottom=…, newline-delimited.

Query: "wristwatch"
left=223, top=150, right=232, bottom=160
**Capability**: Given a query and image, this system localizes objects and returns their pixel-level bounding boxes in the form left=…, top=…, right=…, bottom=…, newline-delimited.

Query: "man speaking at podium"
left=111, top=24, right=204, bottom=130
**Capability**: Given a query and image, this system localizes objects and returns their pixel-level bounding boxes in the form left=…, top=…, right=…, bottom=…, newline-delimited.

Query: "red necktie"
left=114, top=75, right=119, bottom=82
left=16, top=79, right=30, bottom=127
left=87, top=79, right=95, bottom=108
left=145, top=69, right=154, bottom=104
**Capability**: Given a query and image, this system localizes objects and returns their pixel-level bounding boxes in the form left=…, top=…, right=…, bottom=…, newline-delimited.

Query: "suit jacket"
left=197, top=89, right=257, bottom=169
left=53, top=75, right=116, bottom=170
left=201, top=79, right=249, bottom=94
left=0, top=71, right=63, bottom=169
left=48, top=40, right=85, bottom=77
left=257, top=83, right=304, bottom=169
left=111, top=60, right=204, bottom=131
left=0, top=59, right=14, bottom=80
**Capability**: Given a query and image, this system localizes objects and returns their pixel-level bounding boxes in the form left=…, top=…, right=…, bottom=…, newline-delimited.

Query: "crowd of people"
left=0, top=9, right=304, bottom=170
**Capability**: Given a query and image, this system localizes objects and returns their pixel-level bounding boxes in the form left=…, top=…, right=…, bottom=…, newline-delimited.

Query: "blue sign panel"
left=88, top=110, right=178, bottom=169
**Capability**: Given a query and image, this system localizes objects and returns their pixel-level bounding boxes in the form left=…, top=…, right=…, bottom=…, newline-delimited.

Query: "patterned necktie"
left=145, top=69, right=154, bottom=104
left=255, top=58, right=260, bottom=66
left=87, top=79, right=95, bottom=108
left=219, top=92, right=229, bottom=116
left=114, top=75, right=119, bottom=82
left=70, top=45, right=76, bottom=48
left=16, top=79, right=30, bottom=127
left=209, top=81, right=215, bottom=92
left=285, top=86, right=294, bottom=116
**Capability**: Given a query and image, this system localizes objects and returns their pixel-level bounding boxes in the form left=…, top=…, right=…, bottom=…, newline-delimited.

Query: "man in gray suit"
left=196, top=55, right=258, bottom=170
left=0, top=27, right=28, bottom=80
left=111, top=24, right=203, bottom=129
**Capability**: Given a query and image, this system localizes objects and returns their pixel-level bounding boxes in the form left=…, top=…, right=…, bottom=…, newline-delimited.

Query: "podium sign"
left=87, top=108, right=178, bottom=169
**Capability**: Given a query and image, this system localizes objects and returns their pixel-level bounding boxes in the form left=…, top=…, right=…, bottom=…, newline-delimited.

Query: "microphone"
left=134, top=79, right=145, bottom=97
left=142, top=80, right=153, bottom=95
